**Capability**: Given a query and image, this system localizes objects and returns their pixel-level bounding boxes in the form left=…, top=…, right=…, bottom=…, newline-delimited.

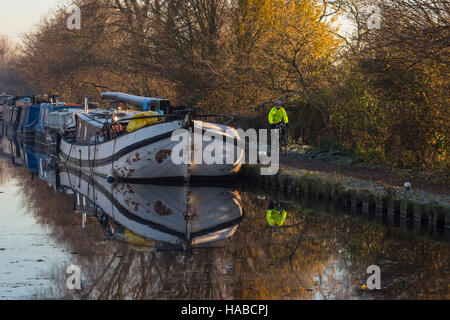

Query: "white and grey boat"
left=58, top=93, right=243, bottom=182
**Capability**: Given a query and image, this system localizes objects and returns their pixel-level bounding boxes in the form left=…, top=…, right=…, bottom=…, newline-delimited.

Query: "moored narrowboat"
left=35, top=101, right=83, bottom=146
left=0, top=94, right=12, bottom=121
left=17, top=104, right=41, bottom=142
left=2, top=96, right=32, bottom=129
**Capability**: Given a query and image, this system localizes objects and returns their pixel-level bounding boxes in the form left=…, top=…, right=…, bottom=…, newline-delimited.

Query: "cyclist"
left=267, top=200, right=287, bottom=234
left=268, top=100, right=289, bottom=130
left=268, top=100, right=289, bottom=152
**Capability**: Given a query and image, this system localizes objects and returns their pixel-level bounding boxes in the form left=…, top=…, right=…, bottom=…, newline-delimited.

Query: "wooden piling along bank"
left=239, top=164, right=450, bottom=229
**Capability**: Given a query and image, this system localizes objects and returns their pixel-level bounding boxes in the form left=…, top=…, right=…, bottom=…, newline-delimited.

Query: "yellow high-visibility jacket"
left=266, top=209, right=287, bottom=227
left=268, top=107, right=289, bottom=125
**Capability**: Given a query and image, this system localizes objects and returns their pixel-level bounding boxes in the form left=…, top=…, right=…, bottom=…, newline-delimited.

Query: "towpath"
left=280, top=152, right=448, bottom=196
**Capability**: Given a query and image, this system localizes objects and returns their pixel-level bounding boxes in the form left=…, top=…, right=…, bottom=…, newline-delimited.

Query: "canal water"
left=0, top=134, right=449, bottom=300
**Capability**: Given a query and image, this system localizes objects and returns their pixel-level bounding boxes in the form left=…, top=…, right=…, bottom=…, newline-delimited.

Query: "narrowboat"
left=58, top=92, right=243, bottom=182
left=16, top=94, right=58, bottom=141
left=2, top=98, right=14, bottom=125
left=0, top=94, right=12, bottom=121
left=35, top=101, right=83, bottom=146
left=58, top=166, right=244, bottom=250
left=45, top=105, right=93, bottom=154
left=17, top=104, right=41, bottom=142
left=2, top=96, right=32, bottom=129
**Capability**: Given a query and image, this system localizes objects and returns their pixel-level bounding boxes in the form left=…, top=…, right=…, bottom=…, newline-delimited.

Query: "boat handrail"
left=115, top=113, right=186, bottom=123
left=83, top=113, right=106, bottom=125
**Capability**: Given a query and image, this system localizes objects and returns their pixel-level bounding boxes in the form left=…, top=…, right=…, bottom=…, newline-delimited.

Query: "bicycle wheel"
left=280, top=132, right=287, bottom=157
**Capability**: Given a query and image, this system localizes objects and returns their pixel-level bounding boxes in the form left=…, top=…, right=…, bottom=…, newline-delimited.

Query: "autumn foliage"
left=0, top=0, right=448, bottom=170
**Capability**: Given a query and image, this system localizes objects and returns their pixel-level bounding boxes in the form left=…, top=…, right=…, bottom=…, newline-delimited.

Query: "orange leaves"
left=239, top=0, right=342, bottom=98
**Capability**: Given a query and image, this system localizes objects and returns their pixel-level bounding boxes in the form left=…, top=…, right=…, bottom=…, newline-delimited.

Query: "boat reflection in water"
left=1, top=133, right=56, bottom=184
left=0, top=129, right=244, bottom=251
left=58, top=166, right=244, bottom=251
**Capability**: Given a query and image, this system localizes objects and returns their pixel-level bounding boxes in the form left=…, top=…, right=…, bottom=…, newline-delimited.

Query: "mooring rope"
left=62, top=141, right=74, bottom=166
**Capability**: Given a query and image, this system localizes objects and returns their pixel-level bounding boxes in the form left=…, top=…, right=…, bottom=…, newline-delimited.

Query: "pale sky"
left=0, top=0, right=64, bottom=40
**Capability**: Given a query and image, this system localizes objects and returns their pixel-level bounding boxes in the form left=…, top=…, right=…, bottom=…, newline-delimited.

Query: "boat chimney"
left=84, top=95, right=89, bottom=113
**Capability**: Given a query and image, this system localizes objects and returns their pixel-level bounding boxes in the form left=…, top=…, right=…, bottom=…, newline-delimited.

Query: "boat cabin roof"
left=35, top=103, right=83, bottom=133
left=77, top=110, right=139, bottom=129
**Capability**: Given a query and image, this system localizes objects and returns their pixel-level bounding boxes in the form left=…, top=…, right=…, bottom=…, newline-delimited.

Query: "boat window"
left=84, top=126, right=88, bottom=140
left=78, top=122, right=82, bottom=138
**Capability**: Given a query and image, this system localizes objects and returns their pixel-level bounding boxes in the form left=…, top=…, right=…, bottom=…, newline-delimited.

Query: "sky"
left=0, top=0, right=64, bottom=40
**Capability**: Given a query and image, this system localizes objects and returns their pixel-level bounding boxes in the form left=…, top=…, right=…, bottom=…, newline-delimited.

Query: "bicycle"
left=275, top=123, right=288, bottom=157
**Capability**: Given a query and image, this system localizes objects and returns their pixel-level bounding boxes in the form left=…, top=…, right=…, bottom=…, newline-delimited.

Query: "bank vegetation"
left=0, top=0, right=448, bottom=170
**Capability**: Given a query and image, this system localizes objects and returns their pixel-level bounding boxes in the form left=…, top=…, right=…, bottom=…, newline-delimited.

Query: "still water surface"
left=0, top=135, right=449, bottom=300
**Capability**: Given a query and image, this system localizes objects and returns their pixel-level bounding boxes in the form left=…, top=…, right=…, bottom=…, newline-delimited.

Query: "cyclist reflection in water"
left=266, top=200, right=287, bottom=234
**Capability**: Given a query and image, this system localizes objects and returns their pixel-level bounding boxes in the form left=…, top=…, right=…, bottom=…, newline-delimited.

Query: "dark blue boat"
left=17, top=104, right=41, bottom=140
